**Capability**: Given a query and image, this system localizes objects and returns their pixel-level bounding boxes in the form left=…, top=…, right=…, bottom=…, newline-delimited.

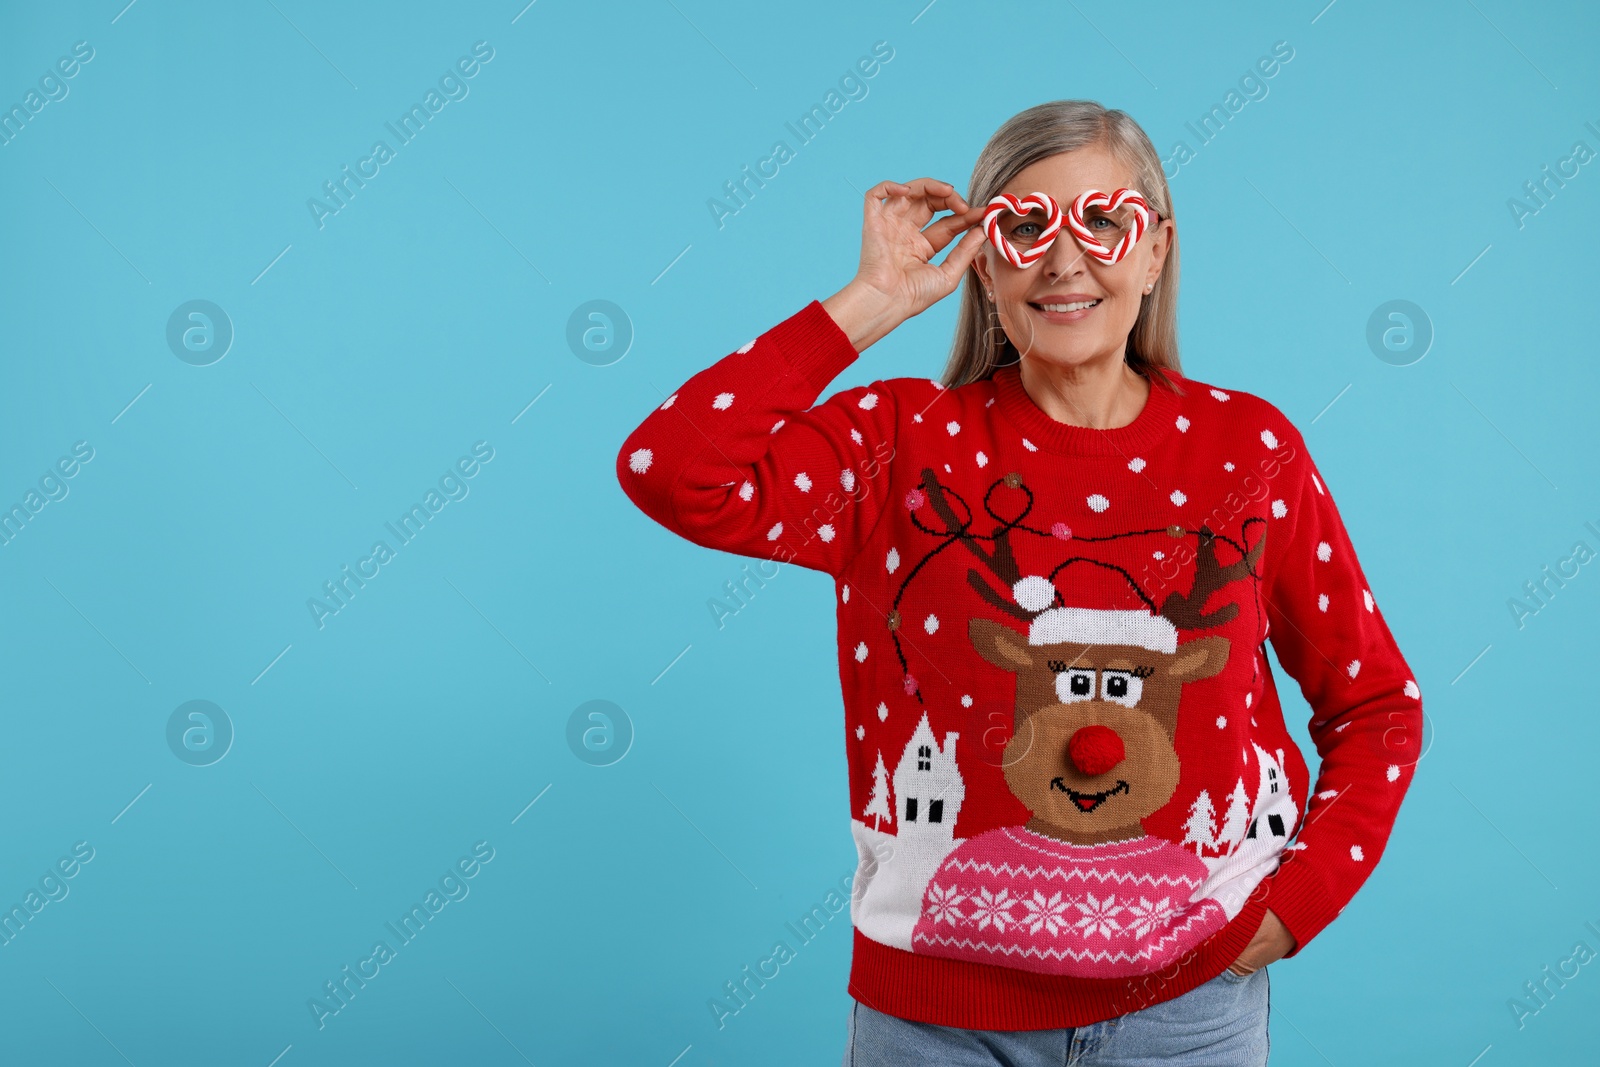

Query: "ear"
left=972, top=247, right=993, bottom=293
left=1167, top=635, right=1230, bottom=682
left=969, top=617, right=1033, bottom=673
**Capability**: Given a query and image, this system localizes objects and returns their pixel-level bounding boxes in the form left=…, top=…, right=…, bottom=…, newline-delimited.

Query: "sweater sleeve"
left=615, top=299, right=899, bottom=578
left=1254, top=417, right=1424, bottom=956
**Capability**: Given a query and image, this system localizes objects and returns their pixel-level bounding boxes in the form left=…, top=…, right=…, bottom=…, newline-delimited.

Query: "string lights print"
left=981, top=187, right=1161, bottom=268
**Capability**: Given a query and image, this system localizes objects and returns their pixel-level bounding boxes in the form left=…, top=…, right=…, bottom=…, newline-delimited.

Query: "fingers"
left=866, top=177, right=969, bottom=227
left=935, top=224, right=990, bottom=286
left=921, top=205, right=986, bottom=255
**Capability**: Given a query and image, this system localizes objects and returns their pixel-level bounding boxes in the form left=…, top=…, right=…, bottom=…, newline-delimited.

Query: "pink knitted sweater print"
left=615, top=299, right=1423, bottom=1029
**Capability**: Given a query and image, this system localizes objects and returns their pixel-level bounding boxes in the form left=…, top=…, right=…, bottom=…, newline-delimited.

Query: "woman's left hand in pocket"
left=1226, top=908, right=1296, bottom=976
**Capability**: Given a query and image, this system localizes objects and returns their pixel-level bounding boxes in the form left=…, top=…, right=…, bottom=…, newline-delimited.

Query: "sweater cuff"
left=765, top=299, right=862, bottom=391
left=1261, top=851, right=1348, bottom=958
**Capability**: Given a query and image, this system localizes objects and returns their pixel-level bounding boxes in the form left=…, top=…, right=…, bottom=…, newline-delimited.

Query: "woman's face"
left=973, top=143, right=1172, bottom=371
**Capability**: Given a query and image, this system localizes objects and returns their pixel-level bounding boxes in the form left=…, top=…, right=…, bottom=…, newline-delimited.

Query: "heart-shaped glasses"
left=982, top=188, right=1161, bottom=268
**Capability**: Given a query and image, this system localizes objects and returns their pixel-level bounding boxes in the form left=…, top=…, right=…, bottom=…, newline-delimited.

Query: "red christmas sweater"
left=615, top=299, right=1423, bottom=1029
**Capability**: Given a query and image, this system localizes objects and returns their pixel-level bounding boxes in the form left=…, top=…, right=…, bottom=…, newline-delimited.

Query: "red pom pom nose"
left=1068, top=725, right=1125, bottom=776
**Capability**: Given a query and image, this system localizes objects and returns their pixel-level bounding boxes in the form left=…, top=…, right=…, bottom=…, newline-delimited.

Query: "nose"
left=1068, top=724, right=1124, bottom=776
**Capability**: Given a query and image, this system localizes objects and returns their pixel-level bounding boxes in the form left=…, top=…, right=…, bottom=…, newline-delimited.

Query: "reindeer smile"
left=1050, top=778, right=1130, bottom=813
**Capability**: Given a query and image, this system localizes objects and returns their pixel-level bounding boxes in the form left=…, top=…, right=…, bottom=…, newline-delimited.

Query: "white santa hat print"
left=1012, top=574, right=1178, bottom=652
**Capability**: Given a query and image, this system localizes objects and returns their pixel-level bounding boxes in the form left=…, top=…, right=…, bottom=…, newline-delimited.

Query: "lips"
left=1049, top=778, right=1130, bottom=813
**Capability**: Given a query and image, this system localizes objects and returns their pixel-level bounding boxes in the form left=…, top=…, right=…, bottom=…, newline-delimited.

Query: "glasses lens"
left=1080, top=203, right=1144, bottom=254
left=1003, top=207, right=1053, bottom=252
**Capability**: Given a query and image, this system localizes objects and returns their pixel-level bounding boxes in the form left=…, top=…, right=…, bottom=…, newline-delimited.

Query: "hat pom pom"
left=1013, top=575, right=1056, bottom=612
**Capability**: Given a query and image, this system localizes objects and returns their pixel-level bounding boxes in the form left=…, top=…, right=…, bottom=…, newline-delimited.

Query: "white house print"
left=850, top=713, right=967, bottom=950
left=892, top=713, right=964, bottom=834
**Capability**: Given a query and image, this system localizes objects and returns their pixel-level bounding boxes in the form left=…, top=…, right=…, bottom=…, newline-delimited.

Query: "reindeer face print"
left=889, top=468, right=1266, bottom=845
left=971, top=620, right=1229, bottom=845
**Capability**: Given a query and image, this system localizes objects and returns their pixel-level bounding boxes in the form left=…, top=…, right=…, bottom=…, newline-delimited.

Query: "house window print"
left=917, top=744, right=931, bottom=771
left=928, top=799, right=944, bottom=823
left=905, top=797, right=918, bottom=822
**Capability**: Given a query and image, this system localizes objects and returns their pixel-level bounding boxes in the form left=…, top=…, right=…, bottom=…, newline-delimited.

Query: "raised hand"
left=823, top=178, right=988, bottom=353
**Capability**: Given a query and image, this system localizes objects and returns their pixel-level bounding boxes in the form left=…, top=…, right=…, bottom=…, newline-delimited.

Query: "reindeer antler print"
left=885, top=473, right=1268, bottom=703
left=1158, top=523, right=1267, bottom=630
left=916, top=468, right=1036, bottom=622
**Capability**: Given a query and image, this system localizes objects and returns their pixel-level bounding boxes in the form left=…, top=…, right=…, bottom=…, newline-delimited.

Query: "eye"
left=1055, top=668, right=1095, bottom=704
left=1100, top=671, right=1143, bottom=708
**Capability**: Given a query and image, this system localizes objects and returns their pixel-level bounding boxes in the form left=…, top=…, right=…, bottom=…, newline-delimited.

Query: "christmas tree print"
left=1181, top=789, right=1219, bottom=855
left=1217, top=779, right=1252, bottom=853
left=863, top=750, right=893, bottom=831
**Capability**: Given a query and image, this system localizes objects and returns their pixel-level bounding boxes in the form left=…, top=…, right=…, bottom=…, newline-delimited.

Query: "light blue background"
left=1, top=1, right=1596, bottom=1063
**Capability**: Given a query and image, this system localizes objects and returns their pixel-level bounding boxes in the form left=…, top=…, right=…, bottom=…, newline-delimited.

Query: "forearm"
left=821, top=280, right=908, bottom=354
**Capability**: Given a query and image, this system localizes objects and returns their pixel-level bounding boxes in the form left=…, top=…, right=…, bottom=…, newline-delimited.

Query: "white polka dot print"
left=628, top=448, right=652, bottom=473
left=854, top=641, right=868, bottom=663
left=713, top=392, right=735, bottom=410
left=1318, top=594, right=1329, bottom=612
left=960, top=694, right=974, bottom=707
left=886, top=547, right=900, bottom=574
left=1350, top=845, right=1364, bottom=861
left=739, top=481, right=754, bottom=501
left=770, top=419, right=785, bottom=434
left=766, top=522, right=783, bottom=540
left=1176, top=416, right=1190, bottom=432
left=851, top=428, right=863, bottom=444
left=1347, top=660, right=1361, bottom=678
left=1317, top=542, right=1332, bottom=562
left=794, top=472, right=812, bottom=492
left=1386, top=764, right=1400, bottom=782
left=1404, top=680, right=1420, bottom=699
left=858, top=393, right=879, bottom=410
left=1223, top=462, right=1235, bottom=472
left=1363, top=589, right=1374, bottom=612
left=877, top=702, right=888, bottom=721
left=946, top=420, right=961, bottom=435
left=1261, top=429, right=1279, bottom=449
left=1271, top=499, right=1287, bottom=518
left=855, top=724, right=865, bottom=740
left=976, top=451, right=989, bottom=467
left=1129, top=457, right=1146, bottom=472
left=1216, top=715, right=1227, bottom=728
left=819, top=525, right=835, bottom=542
left=1170, top=490, right=1187, bottom=506
left=1210, top=389, right=1231, bottom=401
left=737, top=339, right=756, bottom=354
left=660, top=393, right=678, bottom=409
left=1087, top=494, right=1110, bottom=513
left=924, top=614, right=939, bottom=634
left=840, top=469, right=856, bottom=493
left=1022, top=438, right=1037, bottom=451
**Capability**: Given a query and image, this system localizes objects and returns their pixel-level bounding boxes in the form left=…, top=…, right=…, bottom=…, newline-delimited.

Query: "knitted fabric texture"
left=615, top=299, right=1423, bottom=1030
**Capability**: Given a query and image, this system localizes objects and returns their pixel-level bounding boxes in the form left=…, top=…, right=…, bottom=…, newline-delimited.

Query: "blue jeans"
left=842, top=966, right=1270, bottom=1066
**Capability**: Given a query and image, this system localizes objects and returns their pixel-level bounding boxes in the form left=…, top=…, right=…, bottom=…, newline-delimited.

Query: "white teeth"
left=1038, top=299, right=1100, bottom=312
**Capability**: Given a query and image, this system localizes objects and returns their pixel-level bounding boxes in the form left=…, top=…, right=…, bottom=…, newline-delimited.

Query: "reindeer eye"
left=1056, top=668, right=1095, bottom=704
left=1101, top=671, right=1143, bottom=708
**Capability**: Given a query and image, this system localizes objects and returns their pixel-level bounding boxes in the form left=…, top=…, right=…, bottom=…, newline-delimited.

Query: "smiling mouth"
left=1049, top=778, right=1129, bottom=813
left=1030, top=298, right=1102, bottom=313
